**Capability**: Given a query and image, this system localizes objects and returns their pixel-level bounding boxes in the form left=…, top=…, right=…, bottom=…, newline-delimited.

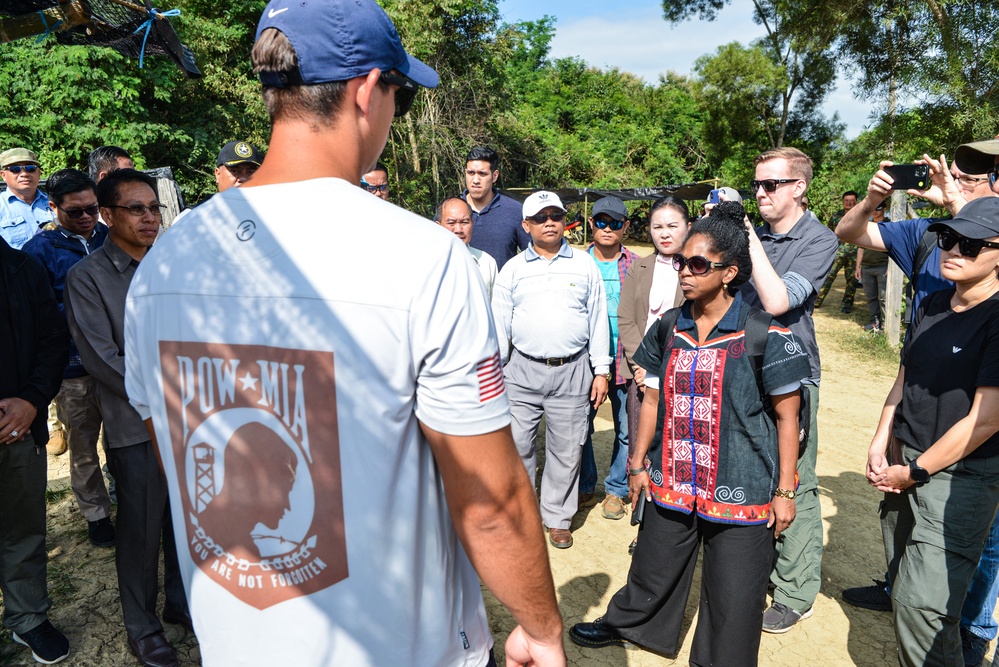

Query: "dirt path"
left=0, top=277, right=984, bottom=666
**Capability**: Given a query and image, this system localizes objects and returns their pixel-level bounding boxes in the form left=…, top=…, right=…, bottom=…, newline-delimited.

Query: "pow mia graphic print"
left=160, top=342, right=347, bottom=610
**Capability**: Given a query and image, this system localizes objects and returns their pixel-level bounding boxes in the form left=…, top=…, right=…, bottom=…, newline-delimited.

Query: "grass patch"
left=45, top=485, right=72, bottom=504
left=839, top=327, right=904, bottom=370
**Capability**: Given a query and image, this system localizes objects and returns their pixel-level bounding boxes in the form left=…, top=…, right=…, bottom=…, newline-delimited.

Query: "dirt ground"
left=0, top=273, right=991, bottom=666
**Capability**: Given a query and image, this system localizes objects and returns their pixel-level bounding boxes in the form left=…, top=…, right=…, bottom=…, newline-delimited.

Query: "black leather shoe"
left=162, top=606, right=194, bottom=633
left=569, top=618, right=625, bottom=648
left=127, top=632, right=179, bottom=667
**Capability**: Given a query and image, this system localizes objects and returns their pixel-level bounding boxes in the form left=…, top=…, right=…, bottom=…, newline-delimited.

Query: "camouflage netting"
left=0, top=0, right=200, bottom=77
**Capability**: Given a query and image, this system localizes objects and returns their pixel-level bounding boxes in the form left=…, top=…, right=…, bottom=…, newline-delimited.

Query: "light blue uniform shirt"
left=0, top=188, right=53, bottom=249
left=492, top=240, right=611, bottom=374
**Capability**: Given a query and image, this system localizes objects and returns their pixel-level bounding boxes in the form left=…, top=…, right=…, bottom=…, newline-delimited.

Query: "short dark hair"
left=843, top=190, right=858, bottom=200
left=46, top=169, right=97, bottom=206
left=252, top=28, right=351, bottom=126
left=686, top=200, right=752, bottom=296
left=367, top=162, right=389, bottom=176
left=434, top=196, right=471, bottom=222
left=97, top=168, right=157, bottom=208
left=88, top=146, right=132, bottom=181
left=465, top=146, right=498, bottom=171
left=649, top=195, right=691, bottom=223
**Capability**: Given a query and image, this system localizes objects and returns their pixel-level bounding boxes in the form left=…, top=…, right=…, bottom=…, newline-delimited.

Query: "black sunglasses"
left=750, top=178, right=799, bottom=193
left=937, top=230, right=999, bottom=258
left=672, top=253, right=728, bottom=275
left=379, top=71, right=418, bottom=117
left=57, top=204, right=100, bottom=219
left=593, top=218, right=625, bottom=231
left=361, top=182, right=388, bottom=193
left=526, top=211, right=566, bottom=224
left=989, top=166, right=998, bottom=189
left=4, top=164, right=38, bottom=174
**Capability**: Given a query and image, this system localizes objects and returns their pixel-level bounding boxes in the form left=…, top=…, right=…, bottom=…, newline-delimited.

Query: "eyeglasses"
left=108, top=203, right=166, bottom=217
left=750, top=178, right=799, bottom=193
left=3, top=165, right=38, bottom=174
left=953, top=173, right=990, bottom=188
left=937, top=230, right=999, bottom=258
left=360, top=181, right=388, bottom=193
left=672, top=253, right=728, bottom=275
left=593, top=218, right=625, bottom=231
left=526, top=211, right=566, bottom=224
left=379, top=70, right=418, bottom=117
left=57, top=204, right=100, bottom=219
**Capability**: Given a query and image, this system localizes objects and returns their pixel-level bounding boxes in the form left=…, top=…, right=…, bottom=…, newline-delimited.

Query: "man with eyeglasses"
left=64, top=168, right=188, bottom=667
left=215, top=141, right=263, bottom=192
left=361, top=161, right=390, bottom=200
left=462, top=146, right=531, bottom=270
left=21, top=169, right=115, bottom=549
left=0, top=148, right=54, bottom=250
left=493, top=191, right=610, bottom=550
left=578, top=196, right=638, bottom=521
left=835, top=140, right=999, bottom=666
left=739, top=147, right=839, bottom=634
left=120, top=1, right=566, bottom=665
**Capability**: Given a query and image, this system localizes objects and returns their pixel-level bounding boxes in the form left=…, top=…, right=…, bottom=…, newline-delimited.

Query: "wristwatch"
left=908, top=459, right=931, bottom=486
left=774, top=488, right=796, bottom=500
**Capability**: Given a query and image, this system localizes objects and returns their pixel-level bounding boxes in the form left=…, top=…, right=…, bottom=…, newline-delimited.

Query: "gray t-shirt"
left=740, top=211, right=839, bottom=382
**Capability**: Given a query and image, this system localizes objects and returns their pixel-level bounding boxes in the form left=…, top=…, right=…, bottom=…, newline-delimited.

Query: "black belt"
left=515, top=348, right=585, bottom=367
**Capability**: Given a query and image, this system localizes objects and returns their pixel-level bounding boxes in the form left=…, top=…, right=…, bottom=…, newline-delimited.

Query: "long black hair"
left=687, top=200, right=752, bottom=296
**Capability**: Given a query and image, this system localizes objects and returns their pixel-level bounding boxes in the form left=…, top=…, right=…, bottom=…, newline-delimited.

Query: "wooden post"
left=583, top=192, right=589, bottom=246
left=884, top=190, right=907, bottom=346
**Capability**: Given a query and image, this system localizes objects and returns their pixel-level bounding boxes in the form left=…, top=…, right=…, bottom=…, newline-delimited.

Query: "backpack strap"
left=745, top=307, right=773, bottom=390
left=911, top=226, right=937, bottom=285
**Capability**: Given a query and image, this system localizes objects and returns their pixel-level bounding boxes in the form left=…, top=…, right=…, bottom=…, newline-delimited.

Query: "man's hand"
left=505, top=625, right=567, bottom=667
left=590, top=374, right=609, bottom=409
left=868, top=162, right=896, bottom=204
left=0, top=397, right=37, bottom=444
left=854, top=265, right=863, bottom=282
left=632, top=367, right=646, bottom=385
left=912, top=154, right=967, bottom=215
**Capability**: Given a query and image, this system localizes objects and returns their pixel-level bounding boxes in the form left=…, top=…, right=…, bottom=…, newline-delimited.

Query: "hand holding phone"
left=631, top=493, right=647, bottom=526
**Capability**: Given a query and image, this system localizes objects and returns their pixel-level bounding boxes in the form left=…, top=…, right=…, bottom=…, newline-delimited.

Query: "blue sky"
left=498, top=0, right=871, bottom=139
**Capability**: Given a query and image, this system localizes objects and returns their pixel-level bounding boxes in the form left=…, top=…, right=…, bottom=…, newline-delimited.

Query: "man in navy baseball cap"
left=121, top=2, right=567, bottom=667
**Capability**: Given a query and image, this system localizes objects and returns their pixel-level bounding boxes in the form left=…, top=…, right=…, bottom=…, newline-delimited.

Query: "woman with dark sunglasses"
left=571, top=202, right=810, bottom=666
left=867, top=196, right=999, bottom=666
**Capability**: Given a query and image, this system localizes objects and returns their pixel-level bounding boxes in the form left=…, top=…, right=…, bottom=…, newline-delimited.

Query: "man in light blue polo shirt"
left=493, top=190, right=611, bottom=550
left=0, top=148, right=53, bottom=250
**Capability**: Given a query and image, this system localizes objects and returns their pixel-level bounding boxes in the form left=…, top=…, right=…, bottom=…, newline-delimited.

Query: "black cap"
left=592, top=196, right=627, bottom=221
left=217, top=141, right=263, bottom=167
left=927, top=198, right=999, bottom=239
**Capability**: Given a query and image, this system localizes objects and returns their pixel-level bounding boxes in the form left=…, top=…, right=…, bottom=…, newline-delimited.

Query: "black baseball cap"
left=928, top=198, right=999, bottom=239
left=592, top=196, right=628, bottom=221
left=217, top=141, right=263, bottom=167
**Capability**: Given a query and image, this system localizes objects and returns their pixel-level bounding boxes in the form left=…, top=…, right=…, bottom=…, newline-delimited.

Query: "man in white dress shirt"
left=492, top=191, right=610, bottom=549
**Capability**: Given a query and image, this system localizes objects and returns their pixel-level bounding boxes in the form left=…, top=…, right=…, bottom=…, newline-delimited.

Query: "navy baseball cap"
left=255, top=0, right=439, bottom=90
left=928, top=198, right=999, bottom=239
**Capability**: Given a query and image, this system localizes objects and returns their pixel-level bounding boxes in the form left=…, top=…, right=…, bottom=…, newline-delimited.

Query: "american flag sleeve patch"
left=476, top=353, right=506, bottom=403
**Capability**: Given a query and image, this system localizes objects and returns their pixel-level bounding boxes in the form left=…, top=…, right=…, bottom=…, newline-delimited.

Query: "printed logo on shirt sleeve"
left=160, top=342, right=348, bottom=610
left=476, top=352, right=505, bottom=403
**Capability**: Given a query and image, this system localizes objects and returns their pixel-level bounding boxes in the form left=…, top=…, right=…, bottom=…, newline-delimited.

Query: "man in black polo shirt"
left=740, top=146, right=838, bottom=634
left=461, top=146, right=530, bottom=269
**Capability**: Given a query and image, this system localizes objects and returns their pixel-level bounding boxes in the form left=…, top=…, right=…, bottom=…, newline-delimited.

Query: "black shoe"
left=88, top=517, right=115, bottom=548
left=127, top=632, right=178, bottom=667
left=13, top=620, right=70, bottom=664
left=840, top=306, right=853, bottom=314
left=842, top=579, right=892, bottom=612
left=162, top=605, right=194, bottom=633
left=569, top=618, right=625, bottom=648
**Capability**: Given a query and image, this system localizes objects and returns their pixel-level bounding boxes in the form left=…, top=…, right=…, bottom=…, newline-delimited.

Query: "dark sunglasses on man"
left=989, top=165, right=998, bottom=189
left=57, top=204, right=100, bottom=219
left=672, top=254, right=728, bottom=275
left=379, top=70, right=418, bottom=117
left=360, top=181, right=388, bottom=193
left=750, top=178, right=799, bottom=193
left=3, top=165, right=39, bottom=174
left=937, top=230, right=999, bottom=258
left=593, top=218, right=625, bottom=231
left=526, top=211, right=566, bottom=224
